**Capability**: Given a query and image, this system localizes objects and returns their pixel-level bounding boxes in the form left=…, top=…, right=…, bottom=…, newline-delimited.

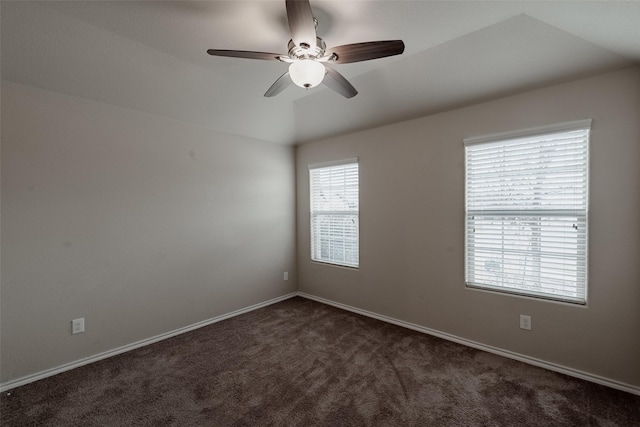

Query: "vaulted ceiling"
left=2, top=1, right=639, bottom=145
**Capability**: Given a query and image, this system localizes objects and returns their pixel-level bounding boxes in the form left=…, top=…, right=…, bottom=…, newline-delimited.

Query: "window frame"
left=308, top=158, right=359, bottom=269
left=464, top=120, right=591, bottom=304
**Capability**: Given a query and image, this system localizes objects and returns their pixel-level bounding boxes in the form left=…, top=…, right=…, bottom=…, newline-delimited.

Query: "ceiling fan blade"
left=323, top=66, right=357, bottom=98
left=326, top=40, right=405, bottom=64
left=264, top=72, right=292, bottom=97
left=207, top=49, right=281, bottom=61
left=285, top=0, right=316, bottom=49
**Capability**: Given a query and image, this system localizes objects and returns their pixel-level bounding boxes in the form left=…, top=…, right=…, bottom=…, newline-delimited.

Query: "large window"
left=309, top=159, right=359, bottom=268
left=464, top=120, right=590, bottom=304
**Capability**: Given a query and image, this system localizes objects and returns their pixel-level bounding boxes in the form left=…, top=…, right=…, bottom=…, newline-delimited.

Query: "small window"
left=464, top=120, right=590, bottom=304
left=309, top=159, right=359, bottom=268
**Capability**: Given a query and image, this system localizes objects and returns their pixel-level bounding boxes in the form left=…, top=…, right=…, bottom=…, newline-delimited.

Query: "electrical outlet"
left=520, top=315, right=532, bottom=331
left=72, top=318, right=85, bottom=335
left=284, top=272, right=288, bottom=281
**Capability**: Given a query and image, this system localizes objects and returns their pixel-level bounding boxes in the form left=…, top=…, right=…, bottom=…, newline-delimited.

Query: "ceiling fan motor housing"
left=287, top=37, right=326, bottom=60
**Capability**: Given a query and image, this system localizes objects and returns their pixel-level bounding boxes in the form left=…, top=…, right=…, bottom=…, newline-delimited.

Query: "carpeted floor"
left=1, top=296, right=639, bottom=426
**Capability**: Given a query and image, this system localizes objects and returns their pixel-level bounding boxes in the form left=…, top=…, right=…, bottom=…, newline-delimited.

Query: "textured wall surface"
left=1, top=82, right=297, bottom=383
left=296, top=67, right=640, bottom=387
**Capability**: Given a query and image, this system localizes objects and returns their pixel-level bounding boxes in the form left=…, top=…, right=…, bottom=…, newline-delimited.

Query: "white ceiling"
left=2, top=1, right=639, bottom=145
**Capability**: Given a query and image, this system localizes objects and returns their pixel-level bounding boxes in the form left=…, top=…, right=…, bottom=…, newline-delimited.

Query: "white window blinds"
left=464, top=120, right=590, bottom=304
left=309, top=160, right=359, bottom=268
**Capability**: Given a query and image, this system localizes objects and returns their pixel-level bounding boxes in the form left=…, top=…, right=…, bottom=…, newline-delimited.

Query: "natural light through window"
left=464, top=120, right=590, bottom=304
left=309, top=159, right=359, bottom=268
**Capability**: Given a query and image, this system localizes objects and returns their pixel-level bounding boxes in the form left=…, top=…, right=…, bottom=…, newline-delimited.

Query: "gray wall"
left=296, top=67, right=640, bottom=387
left=1, top=82, right=296, bottom=383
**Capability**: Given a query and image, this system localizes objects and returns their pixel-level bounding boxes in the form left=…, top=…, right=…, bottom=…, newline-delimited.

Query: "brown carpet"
left=1, top=296, right=639, bottom=426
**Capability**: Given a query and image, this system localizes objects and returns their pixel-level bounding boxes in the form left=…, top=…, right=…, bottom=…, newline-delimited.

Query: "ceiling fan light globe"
left=289, top=60, right=325, bottom=89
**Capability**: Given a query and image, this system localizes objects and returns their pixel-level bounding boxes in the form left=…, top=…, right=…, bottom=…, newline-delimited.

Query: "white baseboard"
left=297, top=292, right=640, bottom=396
left=4, top=291, right=638, bottom=396
left=0, top=293, right=298, bottom=393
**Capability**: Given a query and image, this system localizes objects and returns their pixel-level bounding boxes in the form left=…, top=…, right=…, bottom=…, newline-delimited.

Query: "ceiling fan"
left=207, top=0, right=405, bottom=98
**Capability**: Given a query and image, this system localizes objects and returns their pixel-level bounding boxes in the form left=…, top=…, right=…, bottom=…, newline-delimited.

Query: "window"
left=464, top=120, right=590, bottom=304
left=309, top=159, right=359, bottom=268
